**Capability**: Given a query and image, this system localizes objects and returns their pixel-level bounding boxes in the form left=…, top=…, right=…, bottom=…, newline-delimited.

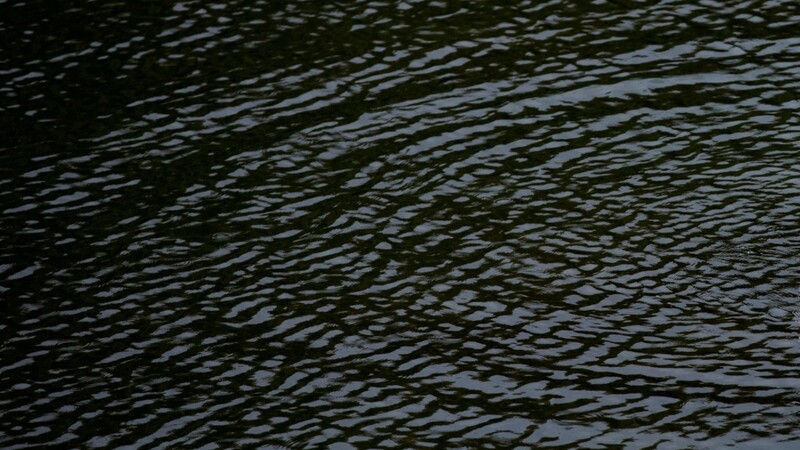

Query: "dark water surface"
left=3, top=0, right=800, bottom=448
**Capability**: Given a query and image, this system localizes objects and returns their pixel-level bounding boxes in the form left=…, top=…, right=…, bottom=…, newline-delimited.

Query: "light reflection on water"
left=3, top=0, right=800, bottom=448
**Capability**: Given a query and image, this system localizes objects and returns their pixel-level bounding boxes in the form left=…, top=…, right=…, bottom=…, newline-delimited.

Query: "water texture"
left=3, top=0, right=800, bottom=448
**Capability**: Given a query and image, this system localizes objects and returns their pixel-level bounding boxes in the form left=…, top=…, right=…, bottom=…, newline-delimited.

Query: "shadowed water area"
left=3, top=0, right=800, bottom=448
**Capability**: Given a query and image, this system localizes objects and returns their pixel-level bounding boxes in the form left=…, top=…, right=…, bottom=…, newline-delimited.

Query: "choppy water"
left=3, top=0, right=800, bottom=448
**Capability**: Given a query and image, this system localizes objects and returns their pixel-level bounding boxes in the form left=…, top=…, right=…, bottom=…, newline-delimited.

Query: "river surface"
left=3, top=1, right=800, bottom=448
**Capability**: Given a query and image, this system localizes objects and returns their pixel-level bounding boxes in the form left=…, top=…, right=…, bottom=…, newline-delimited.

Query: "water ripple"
left=4, top=0, right=800, bottom=448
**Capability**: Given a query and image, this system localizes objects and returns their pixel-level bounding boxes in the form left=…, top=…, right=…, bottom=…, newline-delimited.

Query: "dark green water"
left=3, top=0, right=800, bottom=448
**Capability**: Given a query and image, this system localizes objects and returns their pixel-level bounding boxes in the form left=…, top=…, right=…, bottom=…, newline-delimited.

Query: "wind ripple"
left=3, top=0, right=800, bottom=448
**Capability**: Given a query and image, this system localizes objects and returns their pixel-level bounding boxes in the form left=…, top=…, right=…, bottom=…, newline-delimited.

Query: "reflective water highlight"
left=3, top=0, right=800, bottom=448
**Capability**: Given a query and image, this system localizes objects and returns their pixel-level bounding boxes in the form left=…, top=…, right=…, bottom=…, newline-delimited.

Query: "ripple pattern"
left=3, top=0, right=800, bottom=448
